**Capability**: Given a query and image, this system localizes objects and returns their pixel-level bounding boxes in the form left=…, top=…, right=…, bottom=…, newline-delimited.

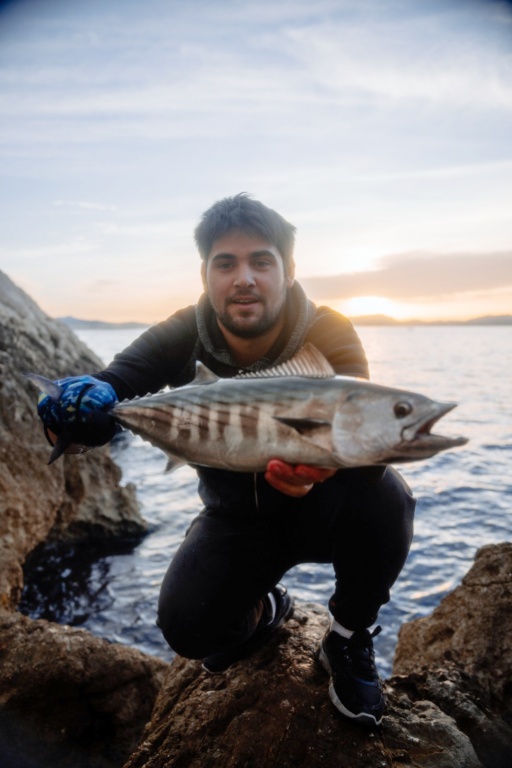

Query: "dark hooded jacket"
left=97, top=282, right=369, bottom=510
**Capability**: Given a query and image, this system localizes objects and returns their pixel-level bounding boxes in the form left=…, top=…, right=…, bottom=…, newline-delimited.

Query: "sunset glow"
left=1, top=0, right=511, bottom=324
left=337, top=296, right=404, bottom=319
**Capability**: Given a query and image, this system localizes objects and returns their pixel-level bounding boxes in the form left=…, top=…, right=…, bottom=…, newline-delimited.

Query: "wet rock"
left=123, top=603, right=482, bottom=768
left=0, top=270, right=145, bottom=609
left=124, top=546, right=512, bottom=767
left=393, top=541, right=512, bottom=767
left=0, top=272, right=162, bottom=768
left=390, top=665, right=512, bottom=768
left=393, top=542, right=512, bottom=701
left=0, top=611, right=169, bottom=768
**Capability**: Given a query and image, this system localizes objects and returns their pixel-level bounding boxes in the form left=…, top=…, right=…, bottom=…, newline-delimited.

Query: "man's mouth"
left=228, top=296, right=260, bottom=306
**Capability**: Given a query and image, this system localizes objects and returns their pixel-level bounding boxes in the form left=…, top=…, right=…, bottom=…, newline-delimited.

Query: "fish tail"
left=48, top=430, right=74, bottom=464
left=25, top=373, right=63, bottom=401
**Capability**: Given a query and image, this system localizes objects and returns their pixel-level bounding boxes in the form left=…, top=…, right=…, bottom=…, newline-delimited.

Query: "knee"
left=157, top=589, right=257, bottom=660
left=157, top=588, right=244, bottom=659
left=381, top=466, right=416, bottom=519
left=344, top=465, right=415, bottom=512
left=157, top=601, right=212, bottom=659
left=344, top=466, right=416, bottom=542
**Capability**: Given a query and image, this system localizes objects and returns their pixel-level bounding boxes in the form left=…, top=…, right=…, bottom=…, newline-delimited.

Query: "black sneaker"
left=202, top=584, right=294, bottom=674
left=317, top=626, right=384, bottom=727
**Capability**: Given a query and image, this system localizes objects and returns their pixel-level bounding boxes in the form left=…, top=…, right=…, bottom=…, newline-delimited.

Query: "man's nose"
left=234, top=265, right=256, bottom=287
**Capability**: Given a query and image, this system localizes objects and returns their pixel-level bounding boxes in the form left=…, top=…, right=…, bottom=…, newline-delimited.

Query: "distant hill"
left=58, top=314, right=512, bottom=330
left=465, top=315, right=512, bottom=326
left=351, top=314, right=512, bottom=326
left=57, top=316, right=149, bottom=331
left=350, top=314, right=400, bottom=326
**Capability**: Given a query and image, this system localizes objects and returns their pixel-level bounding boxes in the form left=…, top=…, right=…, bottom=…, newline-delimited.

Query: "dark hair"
left=194, top=193, right=296, bottom=268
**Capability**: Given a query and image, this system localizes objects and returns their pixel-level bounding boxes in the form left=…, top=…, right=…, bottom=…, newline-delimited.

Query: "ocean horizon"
left=57, top=313, right=512, bottom=330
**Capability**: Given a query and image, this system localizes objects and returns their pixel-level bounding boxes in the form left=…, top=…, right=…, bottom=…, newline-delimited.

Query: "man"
left=37, top=194, right=415, bottom=728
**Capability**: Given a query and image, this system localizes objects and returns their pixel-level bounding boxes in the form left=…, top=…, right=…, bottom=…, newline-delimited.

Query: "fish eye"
left=394, top=401, right=412, bottom=419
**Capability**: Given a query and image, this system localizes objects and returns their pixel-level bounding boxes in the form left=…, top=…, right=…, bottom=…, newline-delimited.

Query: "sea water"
left=20, top=325, right=512, bottom=677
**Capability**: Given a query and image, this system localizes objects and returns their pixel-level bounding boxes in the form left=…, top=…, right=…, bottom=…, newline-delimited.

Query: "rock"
left=0, top=270, right=145, bottom=609
left=393, top=542, right=512, bottom=701
left=0, top=610, right=170, bottom=768
left=123, top=603, right=482, bottom=768
left=390, top=665, right=512, bottom=768
left=123, top=545, right=512, bottom=768
left=0, top=272, right=164, bottom=767
left=393, top=542, right=512, bottom=767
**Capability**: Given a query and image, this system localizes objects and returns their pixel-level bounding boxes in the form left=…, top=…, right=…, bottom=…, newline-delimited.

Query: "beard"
left=214, top=288, right=288, bottom=339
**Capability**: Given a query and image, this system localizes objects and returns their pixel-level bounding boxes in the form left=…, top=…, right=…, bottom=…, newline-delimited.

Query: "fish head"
left=332, top=383, right=468, bottom=466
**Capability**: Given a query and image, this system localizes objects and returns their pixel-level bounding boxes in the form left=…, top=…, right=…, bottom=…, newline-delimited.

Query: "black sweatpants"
left=157, top=465, right=415, bottom=659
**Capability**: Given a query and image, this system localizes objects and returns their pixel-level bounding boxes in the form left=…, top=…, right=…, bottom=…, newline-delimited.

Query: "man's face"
left=202, top=229, right=295, bottom=339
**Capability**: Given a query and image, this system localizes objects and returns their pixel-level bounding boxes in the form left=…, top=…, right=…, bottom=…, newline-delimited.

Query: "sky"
left=1, top=0, right=511, bottom=323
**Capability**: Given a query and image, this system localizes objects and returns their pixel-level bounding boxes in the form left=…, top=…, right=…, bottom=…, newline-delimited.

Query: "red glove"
left=265, top=459, right=336, bottom=498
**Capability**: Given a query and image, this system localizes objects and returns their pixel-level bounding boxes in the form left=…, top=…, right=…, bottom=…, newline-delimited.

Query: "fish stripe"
left=172, top=401, right=234, bottom=446
left=212, top=402, right=231, bottom=441
left=239, top=403, right=260, bottom=440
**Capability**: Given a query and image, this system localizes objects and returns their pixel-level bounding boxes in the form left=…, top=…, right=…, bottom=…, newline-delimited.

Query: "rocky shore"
left=1, top=271, right=511, bottom=767
left=0, top=271, right=146, bottom=611
left=125, top=553, right=512, bottom=768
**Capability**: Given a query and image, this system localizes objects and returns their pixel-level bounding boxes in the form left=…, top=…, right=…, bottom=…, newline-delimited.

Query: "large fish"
left=109, top=344, right=467, bottom=472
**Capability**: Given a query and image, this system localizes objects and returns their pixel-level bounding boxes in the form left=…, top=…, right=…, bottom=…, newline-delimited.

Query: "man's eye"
left=254, top=260, right=271, bottom=268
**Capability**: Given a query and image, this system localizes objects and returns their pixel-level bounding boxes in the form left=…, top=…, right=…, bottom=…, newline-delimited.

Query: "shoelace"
left=344, top=625, right=382, bottom=680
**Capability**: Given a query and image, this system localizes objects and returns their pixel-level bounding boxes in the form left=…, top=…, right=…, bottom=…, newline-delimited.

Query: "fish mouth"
left=398, top=402, right=468, bottom=456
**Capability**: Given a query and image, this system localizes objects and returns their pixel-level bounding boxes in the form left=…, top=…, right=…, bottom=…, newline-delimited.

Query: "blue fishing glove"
left=34, top=375, right=119, bottom=461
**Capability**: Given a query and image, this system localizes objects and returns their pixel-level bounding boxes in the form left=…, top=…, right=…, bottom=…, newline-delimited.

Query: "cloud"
left=0, top=239, right=95, bottom=261
left=94, top=222, right=174, bottom=236
left=84, top=279, right=119, bottom=292
left=301, top=251, right=512, bottom=300
left=275, top=3, right=512, bottom=112
left=1, top=0, right=511, bottom=324
left=53, top=200, right=118, bottom=211
left=2, top=0, right=511, bottom=134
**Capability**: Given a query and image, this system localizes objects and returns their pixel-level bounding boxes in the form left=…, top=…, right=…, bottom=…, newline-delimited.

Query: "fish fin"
left=48, top=431, right=74, bottom=464
left=191, top=361, right=219, bottom=385
left=164, top=454, right=187, bottom=473
left=237, top=343, right=336, bottom=379
left=25, top=373, right=63, bottom=400
left=273, top=416, right=332, bottom=435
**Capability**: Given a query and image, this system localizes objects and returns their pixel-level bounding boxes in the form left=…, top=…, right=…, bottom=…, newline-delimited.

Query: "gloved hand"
left=32, top=374, right=119, bottom=463
left=265, top=459, right=337, bottom=497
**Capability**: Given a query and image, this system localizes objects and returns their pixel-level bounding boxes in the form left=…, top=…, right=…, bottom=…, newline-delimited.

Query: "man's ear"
left=285, top=258, right=295, bottom=289
left=200, top=261, right=207, bottom=292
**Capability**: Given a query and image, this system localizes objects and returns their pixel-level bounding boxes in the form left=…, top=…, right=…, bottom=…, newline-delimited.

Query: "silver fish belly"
left=112, top=344, right=468, bottom=472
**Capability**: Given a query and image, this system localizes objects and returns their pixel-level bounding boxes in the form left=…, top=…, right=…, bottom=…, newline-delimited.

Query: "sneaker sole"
left=317, top=644, right=383, bottom=728
left=276, top=594, right=295, bottom=628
